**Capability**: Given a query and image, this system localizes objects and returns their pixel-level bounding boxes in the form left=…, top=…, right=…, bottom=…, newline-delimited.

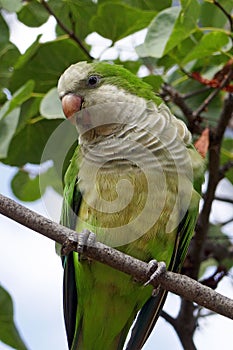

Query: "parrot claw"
left=144, top=260, right=166, bottom=295
left=77, top=229, right=96, bottom=254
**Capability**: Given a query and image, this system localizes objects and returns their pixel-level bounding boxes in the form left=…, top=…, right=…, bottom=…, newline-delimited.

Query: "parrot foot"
left=77, top=229, right=96, bottom=254
left=144, top=260, right=166, bottom=296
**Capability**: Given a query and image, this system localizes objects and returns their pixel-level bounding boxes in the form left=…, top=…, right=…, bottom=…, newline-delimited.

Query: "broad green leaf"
left=0, top=0, right=22, bottom=12
left=208, top=223, right=232, bottom=248
left=2, top=118, right=63, bottom=166
left=0, top=80, right=35, bottom=120
left=164, top=0, right=200, bottom=54
left=11, top=169, right=45, bottom=201
left=199, top=258, right=218, bottom=279
left=10, top=38, right=88, bottom=93
left=182, top=31, right=230, bottom=64
left=0, top=108, right=20, bottom=158
left=91, top=2, right=156, bottom=42
left=123, top=0, right=172, bottom=11
left=49, top=0, right=97, bottom=41
left=199, top=223, right=233, bottom=277
left=40, top=88, right=64, bottom=119
left=142, top=75, right=164, bottom=92
left=171, top=31, right=203, bottom=63
left=17, top=97, right=42, bottom=133
left=0, top=13, right=9, bottom=44
left=200, top=0, right=233, bottom=28
left=0, top=42, right=20, bottom=92
left=164, top=63, right=225, bottom=124
left=113, top=59, right=141, bottom=74
left=207, top=224, right=233, bottom=270
left=136, top=7, right=180, bottom=58
left=0, top=285, right=27, bottom=350
left=220, top=138, right=233, bottom=183
left=11, top=165, right=63, bottom=201
left=40, top=165, right=63, bottom=195
left=14, top=36, right=41, bottom=70
left=40, top=119, right=78, bottom=184
left=17, top=0, right=49, bottom=27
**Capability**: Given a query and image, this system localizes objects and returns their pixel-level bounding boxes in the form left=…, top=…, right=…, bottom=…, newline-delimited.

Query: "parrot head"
left=57, top=61, right=162, bottom=141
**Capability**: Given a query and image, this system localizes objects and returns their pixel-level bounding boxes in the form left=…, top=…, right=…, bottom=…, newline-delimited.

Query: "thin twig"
left=219, top=160, right=233, bottom=180
left=40, top=0, right=93, bottom=60
left=161, top=84, right=202, bottom=133
left=214, top=195, right=233, bottom=205
left=0, top=193, right=233, bottom=319
left=213, top=0, right=233, bottom=32
left=220, top=217, right=233, bottom=226
left=193, top=72, right=233, bottom=118
left=182, top=86, right=211, bottom=99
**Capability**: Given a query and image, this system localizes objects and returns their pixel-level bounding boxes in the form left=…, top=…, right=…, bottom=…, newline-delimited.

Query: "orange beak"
left=61, top=93, right=83, bottom=119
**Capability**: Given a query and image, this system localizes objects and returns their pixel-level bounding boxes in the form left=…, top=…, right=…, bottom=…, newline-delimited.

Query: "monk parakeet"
left=57, top=61, right=205, bottom=350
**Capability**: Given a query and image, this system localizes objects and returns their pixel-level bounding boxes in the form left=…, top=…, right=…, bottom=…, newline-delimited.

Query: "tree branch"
left=189, top=94, right=233, bottom=280
left=192, top=72, right=233, bottom=119
left=0, top=193, right=232, bottom=319
left=40, top=0, right=93, bottom=60
left=219, top=160, right=233, bottom=180
left=213, top=0, right=233, bottom=33
left=161, top=84, right=202, bottom=134
left=214, top=195, right=233, bottom=205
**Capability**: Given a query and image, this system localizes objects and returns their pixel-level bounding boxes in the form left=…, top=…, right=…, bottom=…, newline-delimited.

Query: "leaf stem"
left=39, top=0, right=93, bottom=60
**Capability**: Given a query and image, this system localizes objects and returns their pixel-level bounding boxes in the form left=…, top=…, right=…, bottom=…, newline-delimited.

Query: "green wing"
left=61, top=143, right=204, bottom=350
left=60, top=145, right=81, bottom=349
left=126, top=186, right=203, bottom=350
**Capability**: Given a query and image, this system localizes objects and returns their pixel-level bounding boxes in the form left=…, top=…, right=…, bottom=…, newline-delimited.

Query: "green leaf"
left=113, top=59, right=141, bottom=75
left=0, top=285, right=27, bottom=350
left=2, top=118, right=63, bottom=166
left=0, top=0, right=22, bottom=12
left=40, top=119, right=78, bottom=184
left=40, top=165, right=63, bottom=195
left=182, top=31, right=230, bottom=64
left=164, top=0, right=200, bottom=54
left=11, top=169, right=45, bottom=201
left=91, top=2, right=156, bottom=42
left=200, top=0, right=233, bottom=28
left=11, top=164, right=63, bottom=201
left=40, top=88, right=64, bottom=119
left=0, top=108, right=20, bottom=159
left=142, top=75, right=164, bottom=92
left=123, top=0, right=172, bottom=11
left=199, top=222, right=233, bottom=277
left=49, top=0, right=97, bottom=41
left=0, top=80, right=35, bottom=121
left=0, top=42, right=20, bottom=92
left=220, top=138, right=233, bottom=183
left=136, top=7, right=180, bottom=58
left=17, top=0, right=49, bottom=27
left=0, top=13, right=9, bottom=44
left=10, top=38, right=88, bottom=93
left=199, top=258, right=218, bottom=279
left=17, top=97, right=42, bottom=133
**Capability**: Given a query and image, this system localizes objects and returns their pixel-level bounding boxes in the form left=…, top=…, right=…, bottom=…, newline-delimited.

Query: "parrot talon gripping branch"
left=76, top=229, right=97, bottom=254
left=57, top=61, right=205, bottom=350
left=144, top=260, right=167, bottom=289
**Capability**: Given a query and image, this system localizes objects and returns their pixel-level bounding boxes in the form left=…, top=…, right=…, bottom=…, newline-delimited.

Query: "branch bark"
left=0, top=193, right=232, bottom=320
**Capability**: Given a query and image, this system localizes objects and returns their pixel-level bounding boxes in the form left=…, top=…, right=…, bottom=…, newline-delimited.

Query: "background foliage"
left=0, top=0, right=233, bottom=349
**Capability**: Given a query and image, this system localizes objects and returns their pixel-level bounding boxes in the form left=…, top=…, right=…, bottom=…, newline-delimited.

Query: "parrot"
left=57, top=61, right=205, bottom=350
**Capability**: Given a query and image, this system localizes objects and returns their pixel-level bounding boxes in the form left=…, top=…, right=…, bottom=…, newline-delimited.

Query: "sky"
left=0, top=10, right=233, bottom=350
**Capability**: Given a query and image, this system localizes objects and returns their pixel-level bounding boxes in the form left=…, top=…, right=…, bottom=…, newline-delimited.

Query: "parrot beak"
left=61, top=93, right=83, bottom=119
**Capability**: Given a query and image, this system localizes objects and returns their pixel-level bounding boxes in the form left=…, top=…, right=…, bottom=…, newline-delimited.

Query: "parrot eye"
left=87, top=75, right=100, bottom=87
